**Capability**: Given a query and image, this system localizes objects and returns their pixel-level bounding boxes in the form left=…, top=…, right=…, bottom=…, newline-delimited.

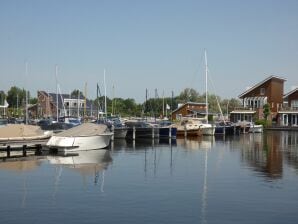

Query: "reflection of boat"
left=48, top=149, right=112, bottom=192
left=47, top=149, right=112, bottom=174
left=176, top=136, right=213, bottom=150
left=46, top=123, right=112, bottom=153
left=0, top=159, right=42, bottom=172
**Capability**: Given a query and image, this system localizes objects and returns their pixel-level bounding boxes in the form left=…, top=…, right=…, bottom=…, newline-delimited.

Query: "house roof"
left=238, top=75, right=286, bottom=98
left=283, top=87, right=298, bottom=99
left=171, top=101, right=207, bottom=114
left=38, top=91, right=93, bottom=109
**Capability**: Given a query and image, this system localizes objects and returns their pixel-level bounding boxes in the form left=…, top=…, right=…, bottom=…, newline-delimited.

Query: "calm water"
left=1, top=131, right=298, bottom=224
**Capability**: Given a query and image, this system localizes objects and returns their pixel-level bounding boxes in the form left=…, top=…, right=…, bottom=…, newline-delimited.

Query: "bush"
left=255, top=119, right=270, bottom=127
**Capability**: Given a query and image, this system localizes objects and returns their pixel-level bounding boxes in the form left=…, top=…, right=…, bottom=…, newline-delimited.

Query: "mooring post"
left=22, top=145, right=27, bottom=157
left=133, top=126, right=136, bottom=140
left=184, top=125, right=187, bottom=138
left=35, top=144, right=42, bottom=155
left=7, top=145, right=11, bottom=158
left=169, top=127, right=172, bottom=139
left=111, top=125, right=115, bottom=141
left=152, top=127, right=154, bottom=139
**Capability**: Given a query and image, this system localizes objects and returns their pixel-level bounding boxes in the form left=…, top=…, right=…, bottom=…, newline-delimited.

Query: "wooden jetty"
left=0, top=140, right=47, bottom=160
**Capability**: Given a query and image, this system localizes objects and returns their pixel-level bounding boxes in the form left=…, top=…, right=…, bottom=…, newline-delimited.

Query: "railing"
left=232, top=107, right=255, bottom=111
left=278, top=107, right=298, bottom=112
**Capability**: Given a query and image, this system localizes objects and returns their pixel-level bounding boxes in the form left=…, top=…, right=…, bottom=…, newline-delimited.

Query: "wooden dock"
left=0, top=139, right=47, bottom=160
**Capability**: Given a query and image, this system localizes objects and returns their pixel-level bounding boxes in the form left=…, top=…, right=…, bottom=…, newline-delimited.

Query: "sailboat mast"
left=55, top=65, right=59, bottom=122
left=104, top=69, right=107, bottom=117
left=25, top=62, right=28, bottom=124
left=204, top=50, right=208, bottom=124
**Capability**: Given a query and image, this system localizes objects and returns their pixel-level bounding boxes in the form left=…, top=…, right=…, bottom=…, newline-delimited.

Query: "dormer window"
left=260, top=88, right=265, bottom=95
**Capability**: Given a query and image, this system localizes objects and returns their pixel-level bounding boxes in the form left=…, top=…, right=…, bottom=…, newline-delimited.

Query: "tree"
left=29, top=97, right=38, bottom=104
left=177, top=88, right=199, bottom=103
left=0, top=91, right=6, bottom=105
left=263, top=103, right=271, bottom=120
left=6, top=86, right=27, bottom=108
left=71, top=89, right=85, bottom=98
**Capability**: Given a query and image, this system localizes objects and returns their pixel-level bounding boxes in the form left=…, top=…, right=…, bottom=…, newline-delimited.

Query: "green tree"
left=0, top=91, right=6, bottom=105
left=263, top=103, right=271, bottom=120
left=71, top=89, right=85, bottom=99
left=177, top=88, right=199, bottom=103
left=6, top=86, right=27, bottom=108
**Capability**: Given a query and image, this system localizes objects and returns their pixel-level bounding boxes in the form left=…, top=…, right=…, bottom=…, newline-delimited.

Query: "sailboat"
left=199, top=50, right=215, bottom=136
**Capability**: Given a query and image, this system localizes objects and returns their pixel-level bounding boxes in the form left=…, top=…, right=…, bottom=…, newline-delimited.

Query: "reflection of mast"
left=100, top=170, right=105, bottom=192
left=21, top=174, right=28, bottom=208
left=201, top=149, right=208, bottom=224
left=52, top=165, right=63, bottom=204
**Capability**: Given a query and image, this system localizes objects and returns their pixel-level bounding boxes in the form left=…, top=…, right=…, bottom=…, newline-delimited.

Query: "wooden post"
left=111, top=125, right=115, bottom=141
left=7, top=145, right=11, bottom=158
left=133, top=126, right=136, bottom=140
left=152, top=127, right=154, bottom=139
left=23, top=145, right=27, bottom=157
left=184, top=125, right=187, bottom=138
left=35, top=144, right=42, bottom=155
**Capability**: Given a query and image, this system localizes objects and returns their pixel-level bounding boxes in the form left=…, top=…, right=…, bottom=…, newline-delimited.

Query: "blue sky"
left=1, top=0, right=298, bottom=102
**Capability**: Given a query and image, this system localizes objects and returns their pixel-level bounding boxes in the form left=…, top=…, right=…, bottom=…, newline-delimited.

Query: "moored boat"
left=174, top=118, right=202, bottom=137
left=46, top=123, right=112, bottom=153
left=125, top=120, right=159, bottom=139
left=0, top=124, right=52, bottom=142
left=248, top=123, right=263, bottom=133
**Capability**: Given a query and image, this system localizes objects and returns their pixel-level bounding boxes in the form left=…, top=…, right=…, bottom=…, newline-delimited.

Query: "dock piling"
left=6, top=145, right=11, bottom=158
left=22, top=145, right=27, bottom=157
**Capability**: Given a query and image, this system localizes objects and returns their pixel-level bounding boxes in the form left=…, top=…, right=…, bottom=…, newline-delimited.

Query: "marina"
left=0, top=130, right=298, bottom=223
left=1, top=1, right=298, bottom=223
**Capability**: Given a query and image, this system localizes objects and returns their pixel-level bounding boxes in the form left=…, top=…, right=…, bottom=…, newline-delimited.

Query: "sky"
left=0, top=0, right=298, bottom=103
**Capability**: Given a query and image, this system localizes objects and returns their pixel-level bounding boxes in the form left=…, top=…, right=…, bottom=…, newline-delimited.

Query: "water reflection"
left=176, top=136, right=214, bottom=150
left=234, top=131, right=298, bottom=180
left=0, top=159, right=42, bottom=172
left=47, top=149, right=112, bottom=177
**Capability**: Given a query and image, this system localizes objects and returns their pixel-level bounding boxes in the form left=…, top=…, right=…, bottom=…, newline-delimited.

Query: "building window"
left=260, top=88, right=265, bottom=95
left=292, top=100, right=298, bottom=110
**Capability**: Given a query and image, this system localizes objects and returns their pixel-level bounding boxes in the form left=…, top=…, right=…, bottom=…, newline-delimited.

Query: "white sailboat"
left=200, top=50, right=215, bottom=136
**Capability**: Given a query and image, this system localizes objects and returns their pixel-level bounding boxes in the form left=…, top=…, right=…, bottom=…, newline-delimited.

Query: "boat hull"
left=200, top=125, right=215, bottom=136
left=114, top=127, right=128, bottom=139
left=126, top=127, right=159, bottom=139
left=46, top=134, right=112, bottom=152
left=249, top=125, right=263, bottom=133
left=159, top=127, right=177, bottom=139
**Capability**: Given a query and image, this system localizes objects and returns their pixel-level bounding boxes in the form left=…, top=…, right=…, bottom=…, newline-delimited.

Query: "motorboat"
left=174, top=118, right=202, bottom=137
left=248, top=123, right=263, bottom=133
left=158, top=120, right=177, bottom=139
left=125, top=120, right=159, bottom=139
left=46, top=123, right=112, bottom=153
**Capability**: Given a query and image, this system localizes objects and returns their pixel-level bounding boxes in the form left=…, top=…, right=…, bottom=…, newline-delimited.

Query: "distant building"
left=171, top=102, right=207, bottom=120
left=230, top=75, right=286, bottom=123
left=36, top=91, right=96, bottom=118
left=277, top=88, right=298, bottom=126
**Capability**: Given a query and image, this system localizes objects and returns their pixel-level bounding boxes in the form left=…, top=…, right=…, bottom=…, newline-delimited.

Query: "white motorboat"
left=46, top=123, right=112, bottom=153
left=200, top=123, right=216, bottom=136
left=248, top=123, right=263, bottom=133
